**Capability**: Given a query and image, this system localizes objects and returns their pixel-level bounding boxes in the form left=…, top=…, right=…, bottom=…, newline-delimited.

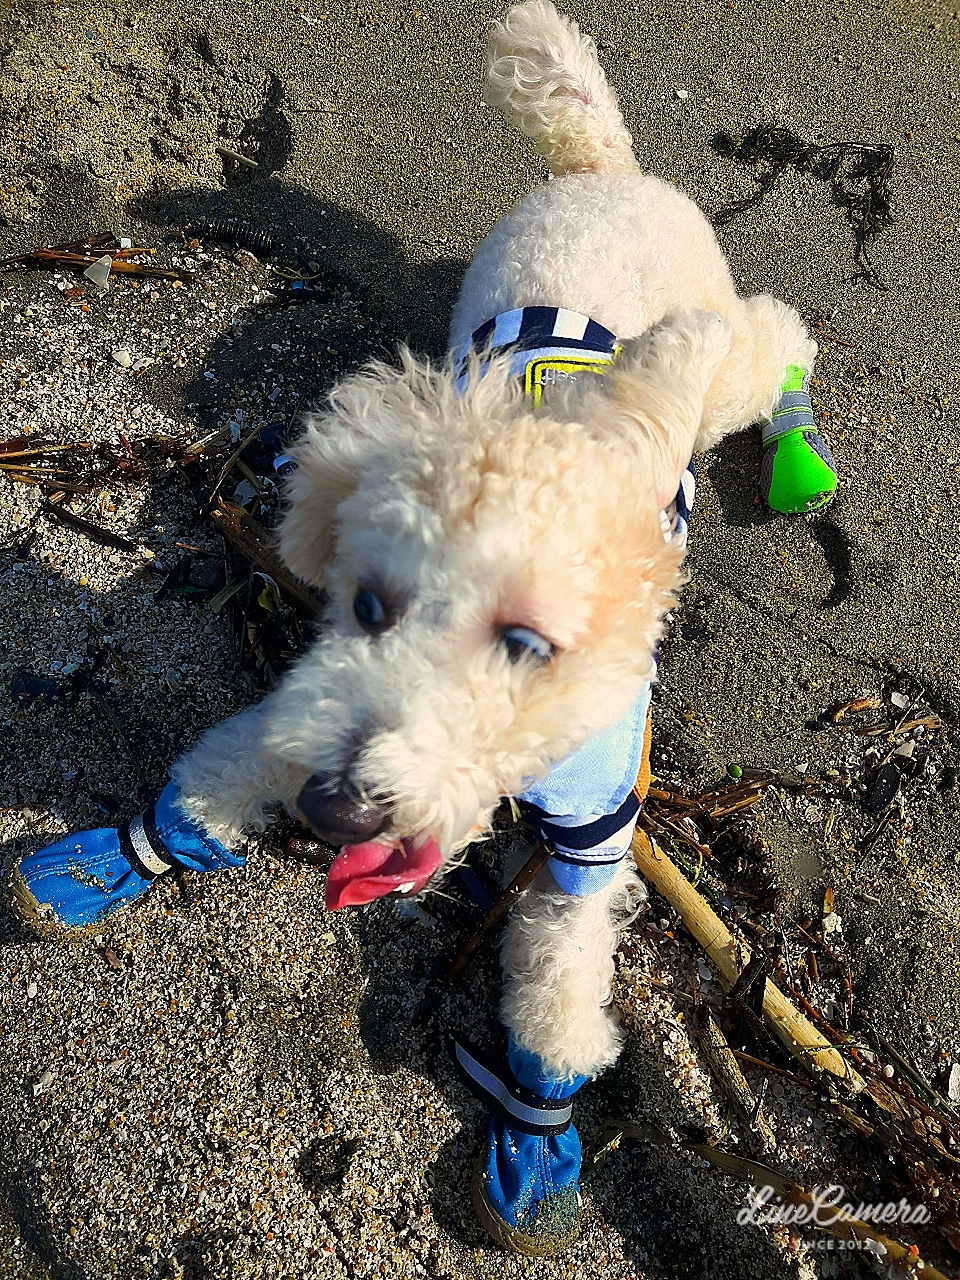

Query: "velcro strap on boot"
left=117, top=808, right=181, bottom=881
left=762, top=366, right=815, bottom=445
left=450, top=1036, right=573, bottom=1136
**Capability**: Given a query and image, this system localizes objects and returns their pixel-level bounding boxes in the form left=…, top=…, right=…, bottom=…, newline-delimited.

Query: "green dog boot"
left=760, top=365, right=838, bottom=514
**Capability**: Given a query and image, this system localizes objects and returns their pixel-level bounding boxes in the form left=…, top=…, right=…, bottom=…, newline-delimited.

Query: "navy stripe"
left=583, top=317, right=618, bottom=351
left=472, top=333, right=611, bottom=360
left=471, top=316, right=496, bottom=349
left=549, top=850, right=626, bottom=868
left=675, top=486, right=690, bottom=523
left=510, top=333, right=608, bottom=354
left=533, top=791, right=640, bottom=850
left=517, top=306, right=558, bottom=343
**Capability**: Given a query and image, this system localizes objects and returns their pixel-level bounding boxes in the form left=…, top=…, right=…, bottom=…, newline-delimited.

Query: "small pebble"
left=111, top=349, right=134, bottom=368
left=33, top=1067, right=56, bottom=1097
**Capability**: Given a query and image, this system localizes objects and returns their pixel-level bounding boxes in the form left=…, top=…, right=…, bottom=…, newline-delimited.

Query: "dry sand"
left=0, top=0, right=958, bottom=1276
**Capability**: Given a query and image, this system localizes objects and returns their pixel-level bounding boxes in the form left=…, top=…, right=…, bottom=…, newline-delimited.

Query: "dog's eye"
left=501, top=626, right=554, bottom=665
left=354, top=588, right=388, bottom=631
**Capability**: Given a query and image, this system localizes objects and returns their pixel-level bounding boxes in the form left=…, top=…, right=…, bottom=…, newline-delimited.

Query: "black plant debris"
left=712, top=125, right=895, bottom=288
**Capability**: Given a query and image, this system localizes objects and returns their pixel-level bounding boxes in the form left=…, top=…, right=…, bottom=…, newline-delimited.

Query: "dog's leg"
left=598, top=308, right=734, bottom=508
left=499, top=855, right=638, bottom=1080
left=696, top=295, right=837, bottom=512
left=697, top=293, right=819, bottom=450
left=465, top=856, right=639, bottom=1254
left=10, top=701, right=306, bottom=933
left=171, top=701, right=308, bottom=849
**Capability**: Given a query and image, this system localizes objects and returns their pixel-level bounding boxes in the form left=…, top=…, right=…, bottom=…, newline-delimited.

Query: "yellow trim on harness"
left=522, top=351, right=619, bottom=407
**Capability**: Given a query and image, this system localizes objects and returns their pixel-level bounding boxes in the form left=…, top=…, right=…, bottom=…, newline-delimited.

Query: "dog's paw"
left=622, top=309, right=733, bottom=386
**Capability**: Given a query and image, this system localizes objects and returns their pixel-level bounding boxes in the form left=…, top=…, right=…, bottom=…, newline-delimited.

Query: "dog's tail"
left=483, top=0, right=638, bottom=176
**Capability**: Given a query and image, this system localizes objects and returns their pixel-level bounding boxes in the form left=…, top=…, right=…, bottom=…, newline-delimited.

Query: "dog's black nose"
left=296, top=773, right=386, bottom=845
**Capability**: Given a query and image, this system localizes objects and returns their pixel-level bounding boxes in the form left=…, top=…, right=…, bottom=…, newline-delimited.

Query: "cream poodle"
left=15, top=2, right=817, bottom=1251
left=172, top=0, right=813, bottom=1083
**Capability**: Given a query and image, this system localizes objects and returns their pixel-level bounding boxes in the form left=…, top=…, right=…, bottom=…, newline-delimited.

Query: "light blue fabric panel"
left=520, top=682, right=652, bottom=817
left=547, top=858, right=621, bottom=895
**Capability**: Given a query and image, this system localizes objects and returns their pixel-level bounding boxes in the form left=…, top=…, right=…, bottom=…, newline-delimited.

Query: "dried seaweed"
left=712, top=125, right=894, bottom=288
left=40, top=499, right=147, bottom=556
left=0, top=232, right=194, bottom=283
left=0, top=433, right=197, bottom=495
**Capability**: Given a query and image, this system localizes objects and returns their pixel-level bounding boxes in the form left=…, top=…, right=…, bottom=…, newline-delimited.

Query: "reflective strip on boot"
left=451, top=1037, right=574, bottom=1136
left=117, top=808, right=181, bottom=881
left=762, top=366, right=815, bottom=445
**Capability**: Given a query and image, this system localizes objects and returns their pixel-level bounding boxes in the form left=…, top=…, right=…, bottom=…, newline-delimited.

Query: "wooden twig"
left=209, top=499, right=324, bottom=617
left=446, top=841, right=552, bottom=982
left=40, top=499, right=151, bottom=556
left=599, top=1122, right=943, bottom=1275
left=699, top=1012, right=776, bottom=1152
left=631, top=829, right=863, bottom=1088
left=730, top=1049, right=810, bottom=1090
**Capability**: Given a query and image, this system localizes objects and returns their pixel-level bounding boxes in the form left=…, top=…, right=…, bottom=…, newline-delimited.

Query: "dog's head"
left=264, top=309, right=731, bottom=908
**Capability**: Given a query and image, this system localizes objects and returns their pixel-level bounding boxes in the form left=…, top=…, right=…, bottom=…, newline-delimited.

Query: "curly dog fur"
left=172, top=0, right=816, bottom=1080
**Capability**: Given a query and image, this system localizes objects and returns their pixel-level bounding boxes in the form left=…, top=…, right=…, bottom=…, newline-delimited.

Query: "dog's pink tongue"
left=325, top=835, right=442, bottom=910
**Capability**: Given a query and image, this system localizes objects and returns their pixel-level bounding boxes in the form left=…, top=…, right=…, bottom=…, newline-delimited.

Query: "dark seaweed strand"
left=711, top=126, right=894, bottom=289
left=192, top=220, right=278, bottom=257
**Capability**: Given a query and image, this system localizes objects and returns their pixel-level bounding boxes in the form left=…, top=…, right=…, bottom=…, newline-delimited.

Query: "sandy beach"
left=1, top=0, right=958, bottom=1275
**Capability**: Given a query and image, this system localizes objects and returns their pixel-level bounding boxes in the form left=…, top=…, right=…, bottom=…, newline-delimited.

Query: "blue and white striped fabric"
left=453, top=306, right=619, bottom=395
left=453, top=306, right=695, bottom=897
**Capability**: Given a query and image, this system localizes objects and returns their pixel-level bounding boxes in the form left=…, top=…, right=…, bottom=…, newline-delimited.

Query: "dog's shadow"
left=0, top=175, right=471, bottom=1274
left=0, top=173, right=471, bottom=877
left=703, top=434, right=858, bottom=611
left=127, top=177, right=469, bottom=417
left=704, top=431, right=777, bottom=530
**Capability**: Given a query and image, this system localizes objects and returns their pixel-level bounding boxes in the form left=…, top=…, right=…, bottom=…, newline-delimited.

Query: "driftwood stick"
left=631, top=829, right=863, bottom=1089
left=601, top=1121, right=941, bottom=1275
left=691, top=1145, right=945, bottom=1278
left=698, top=1011, right=776, bottom=1153
left=210, top=499, right=324, bottom=617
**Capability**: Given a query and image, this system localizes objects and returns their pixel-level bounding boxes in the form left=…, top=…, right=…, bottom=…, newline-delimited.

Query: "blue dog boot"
left=8, top=782, right=245, bottom=934
left=454, top=1036, right=587, bottom=1256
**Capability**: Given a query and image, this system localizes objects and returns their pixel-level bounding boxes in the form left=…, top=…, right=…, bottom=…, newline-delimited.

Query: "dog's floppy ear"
left=278, top=357, right=420, bottom=589
left=590, top=309, right=733, bottom=507
left=277, top=424, right=366, bottom=589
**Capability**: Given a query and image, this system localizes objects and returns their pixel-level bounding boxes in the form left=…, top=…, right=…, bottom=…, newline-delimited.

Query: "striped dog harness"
left=455, top=306, right=694, bottom=897
left=454, top=305, right=620, bottom=404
